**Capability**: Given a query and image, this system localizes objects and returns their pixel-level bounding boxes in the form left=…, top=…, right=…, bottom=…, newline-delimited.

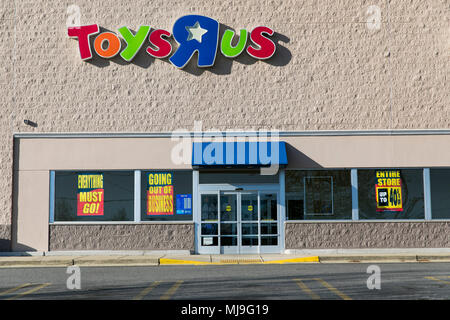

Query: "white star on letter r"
left=186, top=21, right=208, bottom=43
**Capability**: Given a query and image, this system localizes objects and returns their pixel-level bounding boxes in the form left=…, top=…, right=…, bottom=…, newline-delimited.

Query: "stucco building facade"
left=0, top=0, right=448, bottom=253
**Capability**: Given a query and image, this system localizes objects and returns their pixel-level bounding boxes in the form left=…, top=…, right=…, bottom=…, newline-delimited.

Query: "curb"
left=159, top=258, right=213, bottom=265
left=0, top=256, right=320, bottom=267
left=318, top=255, right=450, bottom=263
left=0, top=254, right=449, bottom=267
left=416, top=255, right=450, bottom=262
left=0, top=258, right=74, bottom=268
left=319, top=255, right=416, bottom=263
left=73, top=257, right=160, bottom=266
left=158, top=256, right=320, bottom=265
left=263, top=256, right=320, bottom=264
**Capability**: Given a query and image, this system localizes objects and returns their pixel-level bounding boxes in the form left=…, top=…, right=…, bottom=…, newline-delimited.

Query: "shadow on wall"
left=1, top=242, right=38, bottom=254
left=80, top=25, right=291, bottom=75
left=285, top=143, right=323, bottom=168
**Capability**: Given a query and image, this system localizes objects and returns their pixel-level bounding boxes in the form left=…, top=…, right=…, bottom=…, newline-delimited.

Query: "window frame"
left=49, top=169, right=194, bottom=224
left=357, top=168, right=425, bottom=221
left=284, top=169, right=353, bottom=222
left=140, top=169, right=194, bottom=222
left=50, top=167, right=447, bottom=224
left=284, top=168, right=439, bottom=222
left=428, top=167, right=450, bottom=220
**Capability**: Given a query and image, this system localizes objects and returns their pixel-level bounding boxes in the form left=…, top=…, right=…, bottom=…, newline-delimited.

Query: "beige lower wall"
left=49, top=223, right=194, bottom=251
left=285, top=221, right=450, bottom=249
left=12, top=170, right=49, bottom=252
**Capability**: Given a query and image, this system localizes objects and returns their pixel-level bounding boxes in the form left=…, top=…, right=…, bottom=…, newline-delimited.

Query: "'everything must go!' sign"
left=68, top=15, right=277, bottom=68
left=77, top=173, right=104, bottom=216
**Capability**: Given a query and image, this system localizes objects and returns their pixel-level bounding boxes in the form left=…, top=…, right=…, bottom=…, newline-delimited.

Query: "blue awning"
left=192, top=141, right=288, bottom=167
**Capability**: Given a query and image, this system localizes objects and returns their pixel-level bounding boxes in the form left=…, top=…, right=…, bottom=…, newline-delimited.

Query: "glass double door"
left=199, top=189, right=279, bottom=254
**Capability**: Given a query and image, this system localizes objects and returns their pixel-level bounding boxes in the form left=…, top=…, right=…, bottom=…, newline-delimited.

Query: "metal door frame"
left=196, top=183, right=282, bottom=254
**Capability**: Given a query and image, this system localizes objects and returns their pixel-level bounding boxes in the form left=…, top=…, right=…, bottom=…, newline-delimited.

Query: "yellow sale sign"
left=147, top=172, right=173, bottom=215
left=77, top=173, right=104, bottom=216
left=375, top=170, right=403, bottom=212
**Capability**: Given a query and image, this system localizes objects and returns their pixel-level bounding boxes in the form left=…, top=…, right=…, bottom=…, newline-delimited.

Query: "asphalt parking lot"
left=0, top=263, right=449, bottom=300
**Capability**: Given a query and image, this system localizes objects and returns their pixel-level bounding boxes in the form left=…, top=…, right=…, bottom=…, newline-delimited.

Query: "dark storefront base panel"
left=49, top=224, right=194, bottom=251
left=0, top=224, right=11, bottom=251
left=285, top=221, right=450, bottom=249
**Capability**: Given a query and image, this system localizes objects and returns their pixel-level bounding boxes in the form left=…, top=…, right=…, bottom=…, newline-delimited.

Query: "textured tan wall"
left=3, top=0, right=447, bottom=133
left=285, top=221, right=450, bottom=249
left=1, top=1, right=449, bottom=248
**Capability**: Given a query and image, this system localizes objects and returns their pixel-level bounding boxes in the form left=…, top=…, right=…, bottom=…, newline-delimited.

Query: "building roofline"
left=12, top=129, right=450, bottom=139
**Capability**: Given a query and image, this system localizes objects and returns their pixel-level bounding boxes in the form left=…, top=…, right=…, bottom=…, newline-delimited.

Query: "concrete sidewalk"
left=1, top=249, right=450, bottom=267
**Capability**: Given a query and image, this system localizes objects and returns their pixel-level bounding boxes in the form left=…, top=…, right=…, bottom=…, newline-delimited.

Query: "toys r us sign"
left=68, top=15, right=277, bottom=68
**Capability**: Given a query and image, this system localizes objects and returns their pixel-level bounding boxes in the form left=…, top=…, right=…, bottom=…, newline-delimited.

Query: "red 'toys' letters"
left=68, top=24, right=100, bottom=60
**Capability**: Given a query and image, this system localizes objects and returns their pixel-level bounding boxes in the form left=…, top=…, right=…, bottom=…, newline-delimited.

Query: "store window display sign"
left=375, top=170, right=403, bottom=212
left=176, top=194, right=192, bottom=215
left=67, top=14, right=276, bottom=68
left=147, top=172, right=174, bottom=215
left=77, top=173, right=104, bottom=216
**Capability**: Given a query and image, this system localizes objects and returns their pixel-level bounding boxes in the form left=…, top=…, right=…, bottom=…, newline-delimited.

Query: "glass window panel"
left=241, top=193, right=258, bottom=221
left=220, top=193, right=237, bottom=221
left=260, top=193, right=277, bottom=220
left=221, top=237, right=237, bottom=246
left=358, top=169, right=424, bottom=219
left=54, top=171, right=134, bottom=222
left=305, top=176, right=333, bottom=215
left=201, top=223, right=218, bottom=235
left=141, top=170, right=193, bottom=221
left=430, top=169, right=450, bottom=219
left=261, top=236, right=278, bottom=246
left=220, top=223, right=237, bottom=235
left=201, top=194, right=218, bottom=221
left=242, top=236, right=258, bottom=246
left=261, top=223, right=277, bottom=235
left=285, top=170, right=352, bottom=220
left=241, top=223, right=258, bottom=235
left=286, top=195, right=303, bottom=220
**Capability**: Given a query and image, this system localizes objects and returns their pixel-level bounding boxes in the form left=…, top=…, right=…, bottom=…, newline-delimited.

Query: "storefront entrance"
left=197, top=185, right=282, bottom=254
